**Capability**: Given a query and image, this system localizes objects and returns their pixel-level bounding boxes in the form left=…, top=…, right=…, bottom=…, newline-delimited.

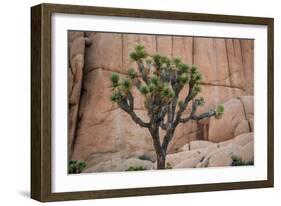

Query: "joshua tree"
left=110, top=45, right=224, bottom=169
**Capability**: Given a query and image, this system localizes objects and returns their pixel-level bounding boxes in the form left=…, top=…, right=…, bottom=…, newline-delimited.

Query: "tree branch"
left=161, top=86, right=193, bottom=149
left=149, top=126, right=164, bottom=158
left=179, top=110, right=216, bottom=123
left=173, top=86, right=193, bottom=126
left=137, top=60, right=149, bottom=83
left=179, top=99, right=216, bottom=123
left=170, top=81, right=183, bottom=121
left=158, top=106, right=168, bottom=130
left=160, top=121, right=168, bottom=130
left=161, top=127, right=176, bottom=151
left=179, top=99, right=198, bottom=123
left=127, top=92, right=134, bottom=110
left=179, top=116, right=191, bottom=123
left=191, top=110, right=216, bottom=120
left=117, top=94, right=150, bottom=128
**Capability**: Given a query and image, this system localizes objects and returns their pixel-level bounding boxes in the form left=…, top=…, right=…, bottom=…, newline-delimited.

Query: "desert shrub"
left=166, top=162, right=173, bottom=169
left=126, top=166, right=146, bottom=171
left=68, top=160, right=87, bottom=174
left=231, top=156, right=254, bottom=166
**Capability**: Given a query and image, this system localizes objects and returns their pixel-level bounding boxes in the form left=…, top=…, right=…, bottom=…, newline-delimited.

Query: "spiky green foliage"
left=231, top=156, right=254, bottom=166
left=215, top=104, right=224, bottom=119
left=178, top=63, right=189, bottom=74
left=150, top=75, right=159, bottom=86
left=152, top=54, right=173, bottom=69
left=152, top=54, right=163, bottom=68
left=191, top=65, right=198, bottom=74
left=110, top=72, right=120, bottom=87
left=68, top=160, right=86, bottom=174
left=130, top=44, right=148, bottom=61
left=121, top=78, right=132, bottom=90
left=139, top=84, right=149, bottom=95
left=126, top=166, right=146, bottom=171
left=127, top=68, right=137, bottom=79
left=148, top=83, right=156, bottom=92
left=110, top=44, right=224, bottom=120
left=191, top=67, right=202, bottom=82
left=192, top=84, right=202, bottom=96
left=195, top=97, right=205, bottom=106
left=110, top=91, right=122, bottom=102
left=179, top=73, right=189, bottom=85
left=161, top=55, right=171, bottom=67
left=161, top=86, right=174, bottom=99
left=173, top=57, right=182, bottom=67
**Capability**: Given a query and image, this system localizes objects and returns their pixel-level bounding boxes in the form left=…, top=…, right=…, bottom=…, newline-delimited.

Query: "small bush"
left=166, top=162, right=173, bottom=169
left=231, top=156, right=254, bottom=166
left=68, top=160, right=87, bottom=174
left=126, top=166, right=146, bottom=171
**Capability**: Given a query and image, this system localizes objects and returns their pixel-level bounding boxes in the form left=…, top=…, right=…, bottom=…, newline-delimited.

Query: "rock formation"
left=68, top=31, right=254, bottom=171
left=84, top=134, right=254, bottom=172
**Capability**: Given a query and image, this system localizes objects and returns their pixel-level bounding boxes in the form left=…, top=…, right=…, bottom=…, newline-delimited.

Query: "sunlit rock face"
left=68, top=32, right=254, bottom=167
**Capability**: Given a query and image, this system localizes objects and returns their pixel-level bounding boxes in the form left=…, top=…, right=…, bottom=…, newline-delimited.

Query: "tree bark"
left=149, top=126, right=167, bottom=170
left=157, top=153, right=166, bottom=169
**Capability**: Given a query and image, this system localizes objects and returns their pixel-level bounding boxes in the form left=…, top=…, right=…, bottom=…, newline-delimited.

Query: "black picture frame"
left=31, top=3, right=274, bottom=202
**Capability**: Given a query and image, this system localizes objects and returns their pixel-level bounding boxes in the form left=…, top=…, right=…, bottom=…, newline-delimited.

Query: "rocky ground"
left=83, top=132, right=253, bottom=173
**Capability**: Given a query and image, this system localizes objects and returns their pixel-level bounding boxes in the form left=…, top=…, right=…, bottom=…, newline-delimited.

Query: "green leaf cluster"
left=194, top=97, right=205, bottom=106
left=126, top=166, right=146, bottom=171
left=108, top=44, right=222, bottom=118
left=110, top=91, right=122, bottom=102
left=68, top=160, right=87, bottom=174
left=139, top=84, right=149, bottom=95
left=190, top=65, right=202, bottom=82
left=110, top=72, right=119, bottom=87
left=215, top=104, right=224, bottom=119
left=110, top=72, right=133, bottom=102
left=231, top=156, right=254, bottom=166
left=130, top=44, right=148, bottom=61
left=160, top=85, right=174, bottom=99
left=127, top=68, right=137, bottom=79
left=179, top=73, right=189, bottom=85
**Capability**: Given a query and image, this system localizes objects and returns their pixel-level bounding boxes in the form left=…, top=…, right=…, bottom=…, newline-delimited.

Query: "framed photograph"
left=31, top=3, right=274, bottom=202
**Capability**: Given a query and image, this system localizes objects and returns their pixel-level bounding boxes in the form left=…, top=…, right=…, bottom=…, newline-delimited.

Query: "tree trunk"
left=149, top=127, right=167, bottom=170
left=157, top=153, right=166, bottom=169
